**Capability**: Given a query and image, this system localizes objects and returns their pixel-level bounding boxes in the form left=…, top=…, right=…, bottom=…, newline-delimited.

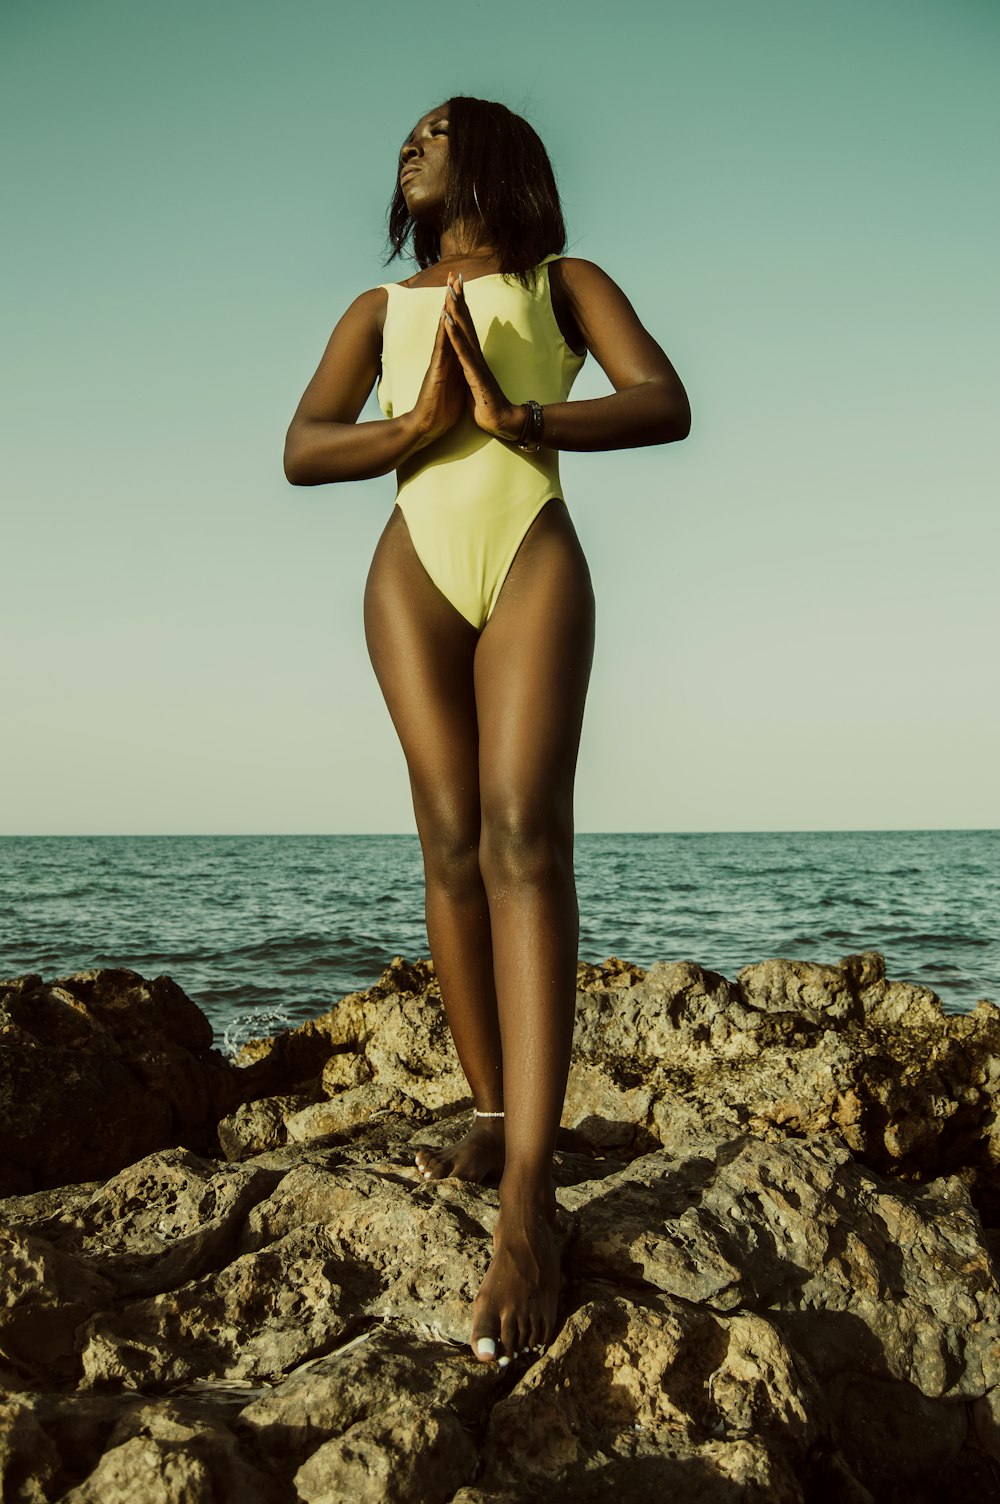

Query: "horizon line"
left=1, top=827, right=997, bottom=840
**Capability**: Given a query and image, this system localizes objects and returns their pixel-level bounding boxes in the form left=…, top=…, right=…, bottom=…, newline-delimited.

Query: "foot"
left=469, top=1175, right=561, bottom=1365
left=414, top=1116, right=506, bottom=1183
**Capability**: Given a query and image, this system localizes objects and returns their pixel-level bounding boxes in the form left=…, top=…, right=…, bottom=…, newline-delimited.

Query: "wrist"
left=401, top=409, right=440, bottom=453
left=514, top=399, right=544, bottom=452
left=495, top=404, right=528, bottom=443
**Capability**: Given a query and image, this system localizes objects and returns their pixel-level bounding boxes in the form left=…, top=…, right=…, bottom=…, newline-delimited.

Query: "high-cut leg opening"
left=392, top=504, right=483, bottom=631
left=484, top=495, right=565, bottom=625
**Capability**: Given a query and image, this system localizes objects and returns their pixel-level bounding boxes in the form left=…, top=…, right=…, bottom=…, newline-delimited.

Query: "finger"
left=434, top=303, right=452, bottom=350
left=443, top=309, right=482, bottom=370
left=447, top=270, right=467, bottom=309
left=433, top=307, right=464, bottom=373
left=446, top=274, right=482, bottom=351
left=443, top=318, right=484, bottom=389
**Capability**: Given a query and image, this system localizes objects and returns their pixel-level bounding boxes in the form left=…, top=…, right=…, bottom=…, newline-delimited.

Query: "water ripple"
left=1, top=831, right=996, bottom=1054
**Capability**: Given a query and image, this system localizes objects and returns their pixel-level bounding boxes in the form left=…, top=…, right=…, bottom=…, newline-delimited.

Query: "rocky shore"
left=2, top=952, right=1000, bottom=1500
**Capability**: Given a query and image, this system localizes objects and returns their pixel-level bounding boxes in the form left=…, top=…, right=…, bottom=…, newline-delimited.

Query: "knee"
left=418, top=809, right=482, bottom=896
left=479, top=801, right=573, bottom=889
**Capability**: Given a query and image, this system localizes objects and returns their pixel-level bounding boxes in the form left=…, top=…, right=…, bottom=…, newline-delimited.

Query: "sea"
left=0, top=831, right=995, bottom=1061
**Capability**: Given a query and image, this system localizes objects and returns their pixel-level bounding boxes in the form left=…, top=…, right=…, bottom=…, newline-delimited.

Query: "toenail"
left=476, top=1338, right=496, bottom=1358
left=498, top=1356, right=510, bottom=1367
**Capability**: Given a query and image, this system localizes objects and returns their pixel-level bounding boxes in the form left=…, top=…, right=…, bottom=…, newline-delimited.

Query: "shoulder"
left=549, top=257, right=644, bottom=335
left=314, top=285, right=389, bottom=367
left=549, top=257, right=623, bottom=303
left=343, top=284, right=390, bottom=338
left=547, top=258, right=628, bottom=355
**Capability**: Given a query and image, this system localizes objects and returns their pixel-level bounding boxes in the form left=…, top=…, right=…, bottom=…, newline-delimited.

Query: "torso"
left=373, top=255, right=586, bottom=631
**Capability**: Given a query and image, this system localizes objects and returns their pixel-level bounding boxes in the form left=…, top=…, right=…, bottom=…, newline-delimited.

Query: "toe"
left=500, top=1315, right=519, bottom=1365
left=472, top=1331, right=499, bottom=1363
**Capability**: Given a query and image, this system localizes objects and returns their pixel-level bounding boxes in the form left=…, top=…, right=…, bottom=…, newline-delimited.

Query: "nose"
left=400, top=141, right=420, bottom=167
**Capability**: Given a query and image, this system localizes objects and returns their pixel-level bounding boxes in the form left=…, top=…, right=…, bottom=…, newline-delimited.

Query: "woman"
left=284, top=96, right=690, bottom=1369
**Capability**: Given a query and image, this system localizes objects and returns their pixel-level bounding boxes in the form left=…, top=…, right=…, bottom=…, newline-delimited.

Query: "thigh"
left=364, top=507, right=481, bottom=838
left=474, top=499, right=596, bottom=822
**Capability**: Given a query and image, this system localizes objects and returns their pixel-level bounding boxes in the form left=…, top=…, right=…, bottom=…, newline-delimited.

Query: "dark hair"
left=386, top=96, right=566, bottom=288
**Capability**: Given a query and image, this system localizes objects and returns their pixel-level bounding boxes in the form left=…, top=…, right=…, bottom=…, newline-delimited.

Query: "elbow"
left=644, top=380, right=691, bottom=445
left=651, top=402, right=690, bottom=446
left=665, top=388, right=692, bottom=443
left=283, top=429, right=310, bottom=487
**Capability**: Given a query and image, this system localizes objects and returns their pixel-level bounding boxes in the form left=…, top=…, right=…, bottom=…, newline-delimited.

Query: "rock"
left=76, top=1219, right=355, bottom=1391
left=58, top=1420, right=281, bottom=1504
left=466, top=1287, right=821, bottom=1501
left=0, top=971, right=241, bottom=1194
left=0, top=1226, right=114, bottom=1387
left=559, top=1133, right=1000, bottom=1399
left=291, top=1405, right=472, bottom=1504
left=216, top=1095, right=318, bottom=1160
left=737, top=956, right=863, bottom=1024
left=6, top=1148, right=283, bottom=1300
left=320, top=1051, right=372, bottom=1095
left=0, top=1393, right=62, bottom=1502
left=238, top=1325, right=482, bottom=1502
left=284, top=1083, right=429, bottom=1143
left=3, top=951, right=1000, bottom=1499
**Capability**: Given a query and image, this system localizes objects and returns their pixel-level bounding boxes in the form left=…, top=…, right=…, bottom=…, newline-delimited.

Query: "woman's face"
left=398, top=106, right=450, bottom=222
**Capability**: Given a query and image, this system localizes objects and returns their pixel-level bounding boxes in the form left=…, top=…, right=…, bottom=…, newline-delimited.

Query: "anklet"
left=474, top=1109, right=505, bottom=1118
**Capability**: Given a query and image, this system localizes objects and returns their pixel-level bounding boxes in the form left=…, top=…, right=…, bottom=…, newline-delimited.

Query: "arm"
left=443, top=258, right=691, bottom=451
left=283, top=287, right=464, bottom=486
left=537, top=257, right=691, bottom=450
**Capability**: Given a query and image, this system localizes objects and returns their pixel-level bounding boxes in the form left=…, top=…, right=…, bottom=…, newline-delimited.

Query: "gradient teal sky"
left=3, top=0, right=997, bottom=834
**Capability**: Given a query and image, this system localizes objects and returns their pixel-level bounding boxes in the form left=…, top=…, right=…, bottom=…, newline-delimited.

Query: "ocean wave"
left=3, top=831, right=996, bottom=1030
left=884, top=933, right=990, bottom=948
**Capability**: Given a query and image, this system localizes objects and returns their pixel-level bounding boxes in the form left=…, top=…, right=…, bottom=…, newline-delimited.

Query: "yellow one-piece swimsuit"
left=377, top=254, right=586, bottom=630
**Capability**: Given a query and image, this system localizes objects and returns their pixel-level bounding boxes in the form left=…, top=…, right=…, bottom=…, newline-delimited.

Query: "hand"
left=409, top=300, right=467, bottom=445
left=443, top=273, right=526, bottom=442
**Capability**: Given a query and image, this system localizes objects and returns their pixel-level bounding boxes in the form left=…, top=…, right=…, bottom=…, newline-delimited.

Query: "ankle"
left=498, top=1162, right=555, bottom=1209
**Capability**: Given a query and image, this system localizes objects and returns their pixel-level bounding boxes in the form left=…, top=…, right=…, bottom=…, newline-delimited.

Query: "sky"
left=2, top=0, right=997, bottom=835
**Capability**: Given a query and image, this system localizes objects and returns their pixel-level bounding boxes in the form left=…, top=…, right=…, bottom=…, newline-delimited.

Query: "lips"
left=400, top=167, right=420, bottom=186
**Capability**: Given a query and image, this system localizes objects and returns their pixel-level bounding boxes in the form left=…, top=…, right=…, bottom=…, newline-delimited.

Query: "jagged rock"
left=76, top=1220, right=356, bottom=1391
left=216, top=1095, right=319, bottom=1161
left=0, top=972, right=241, bottom=1194
left=10, top=1149, right=283, bottom=1300
left=3, top=953, right=1000, bottom=1499
left=284, top=1083, right=430, bottom=1143
left=237, top=1326, right=483, bottom=1502
left=235, top=1157, right=524, bottom=1342
left=0, top=1394, right=61, bottom=1501
left=559, top=1133, right=1000, bottom=1398
left=465, top=1287, right=824, bottom=1501
left=245, top=950, right=1000, bottom=1222
left=320, top=1051, right=372, bottom=1095
left=56, top=1399, right=284, bottom=1503
left=0, top=1226, right=114, bottom=1387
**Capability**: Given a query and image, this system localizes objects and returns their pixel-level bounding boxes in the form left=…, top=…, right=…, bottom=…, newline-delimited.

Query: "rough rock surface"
left=1, top=951, right=999, bottom=1500
left=0, top=971, right=245, bottom=1196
